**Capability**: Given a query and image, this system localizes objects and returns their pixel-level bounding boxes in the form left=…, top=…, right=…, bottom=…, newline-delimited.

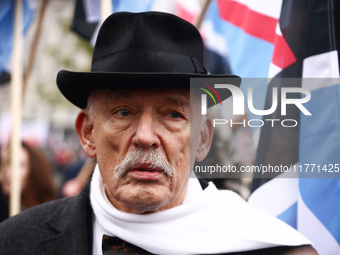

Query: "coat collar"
left=39, top=181, right=93, bottom=254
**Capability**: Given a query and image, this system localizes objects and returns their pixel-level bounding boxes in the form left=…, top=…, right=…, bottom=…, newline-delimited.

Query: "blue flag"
left=0, top=0, right=34, bottom=78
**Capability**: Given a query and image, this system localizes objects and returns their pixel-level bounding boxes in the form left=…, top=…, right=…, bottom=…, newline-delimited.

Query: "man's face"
left=76, top=88, right=211, bottom=214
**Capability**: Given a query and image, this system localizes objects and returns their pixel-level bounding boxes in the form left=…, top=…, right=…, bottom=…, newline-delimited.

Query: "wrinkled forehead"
left=89, top=88, right=201, bottom=109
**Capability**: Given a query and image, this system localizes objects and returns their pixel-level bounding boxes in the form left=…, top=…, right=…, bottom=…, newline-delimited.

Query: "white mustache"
left=114, top=148, right=174, bottom=178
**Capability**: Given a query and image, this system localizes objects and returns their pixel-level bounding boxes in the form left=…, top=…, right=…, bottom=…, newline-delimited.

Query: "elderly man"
left=0, top=12, right=316, bottom=255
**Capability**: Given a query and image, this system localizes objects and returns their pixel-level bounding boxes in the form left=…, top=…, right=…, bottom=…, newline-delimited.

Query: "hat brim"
left=56, top=70, right=241, bottom=108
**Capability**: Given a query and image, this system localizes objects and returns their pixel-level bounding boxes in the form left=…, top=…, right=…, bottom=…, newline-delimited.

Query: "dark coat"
left=0, top=184, right=9, bottom=222
left=0, top=181, right=311, bottom=255
left=0, top=182, right=93, bottom=254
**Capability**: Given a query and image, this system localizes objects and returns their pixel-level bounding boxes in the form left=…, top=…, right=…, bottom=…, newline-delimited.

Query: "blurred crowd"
left=0, top=134, right=95, bottom=222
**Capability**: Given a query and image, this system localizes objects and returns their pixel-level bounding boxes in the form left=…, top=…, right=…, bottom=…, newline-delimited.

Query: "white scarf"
left=90, top=166, right=311, bottom=255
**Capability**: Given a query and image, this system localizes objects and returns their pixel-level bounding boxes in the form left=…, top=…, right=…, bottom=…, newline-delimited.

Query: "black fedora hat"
left=56, top=11, right=241, bottom=108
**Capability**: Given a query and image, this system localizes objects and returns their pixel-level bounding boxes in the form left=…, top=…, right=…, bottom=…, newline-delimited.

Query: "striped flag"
left=213, top=0, right=282, bottom=78
left=202, top=0, right=286, bottom=142
left=174, top=0, right=201, bottom=24
left=200, top=0, right=231, bottom=75
left=238, top=0, right=340, bottom=254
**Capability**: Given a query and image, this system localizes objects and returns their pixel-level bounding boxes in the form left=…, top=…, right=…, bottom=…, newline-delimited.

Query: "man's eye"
left=116, top=109, right=131, bottom=117
left=169, top=111, right=181, bottom=118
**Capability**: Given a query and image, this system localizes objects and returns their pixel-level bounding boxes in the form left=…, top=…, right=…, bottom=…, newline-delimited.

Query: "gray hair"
left=85, top=92, right=95, bottom=126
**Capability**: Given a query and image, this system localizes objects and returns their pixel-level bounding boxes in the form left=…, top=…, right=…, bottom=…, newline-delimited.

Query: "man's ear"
left=196, top=117, right=213, bottom=162
left=75, top=110, right=96, bottom=158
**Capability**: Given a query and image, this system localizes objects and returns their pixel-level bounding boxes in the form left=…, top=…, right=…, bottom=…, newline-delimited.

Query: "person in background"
left=61, top=157, right=96, bottom=197
left=0, top=141, right=57, bottom=221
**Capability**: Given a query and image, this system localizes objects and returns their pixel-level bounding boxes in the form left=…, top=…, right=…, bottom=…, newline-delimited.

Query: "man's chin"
left=109, top=184, right=173, bottom=214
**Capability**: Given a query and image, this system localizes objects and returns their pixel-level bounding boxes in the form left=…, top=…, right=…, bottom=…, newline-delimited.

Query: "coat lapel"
left=38, top=182, right=93, bottom=254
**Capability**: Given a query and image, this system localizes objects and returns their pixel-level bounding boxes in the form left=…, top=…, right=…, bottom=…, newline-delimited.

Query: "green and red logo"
left=198, top=83, right=223, bottom=107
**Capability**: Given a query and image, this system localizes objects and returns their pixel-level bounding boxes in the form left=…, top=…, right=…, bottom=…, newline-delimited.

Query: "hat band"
left=91, top=50, right=207, bottom=74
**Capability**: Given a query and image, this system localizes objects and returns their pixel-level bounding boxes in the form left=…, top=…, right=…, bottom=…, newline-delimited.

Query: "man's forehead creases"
left=102, top=91, right=133, bottom=105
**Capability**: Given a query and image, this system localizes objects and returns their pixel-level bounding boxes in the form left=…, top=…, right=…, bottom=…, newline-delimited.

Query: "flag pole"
left=195, top=0, right=212, bottom=29
left=9, top=0, right=24, bottom=216
left=23, top=0, right=48, bottom=96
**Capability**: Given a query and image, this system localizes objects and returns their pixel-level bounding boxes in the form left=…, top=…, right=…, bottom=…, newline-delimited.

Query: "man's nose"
left=132, top=112, right=160, bottom=149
